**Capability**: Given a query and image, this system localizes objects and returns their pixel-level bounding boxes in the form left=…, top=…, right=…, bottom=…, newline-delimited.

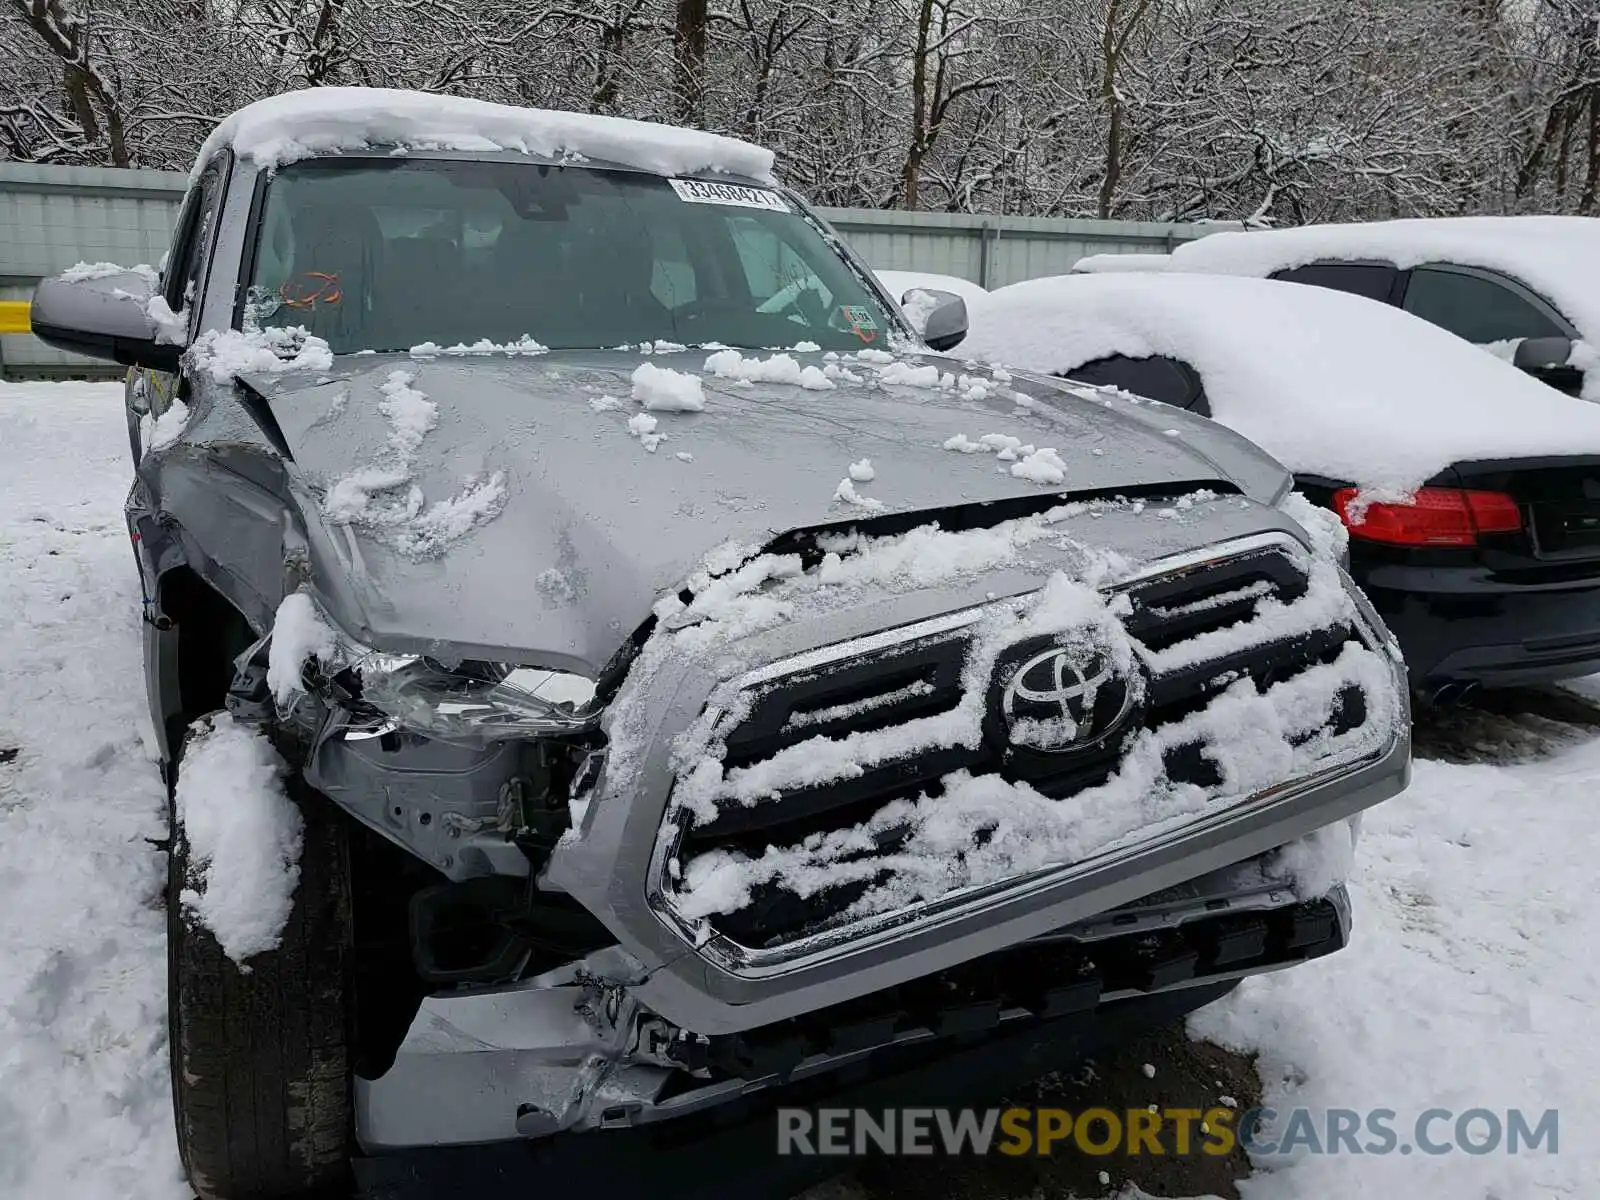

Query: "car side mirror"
left=902, top=288, right=968, bottom=352
left=30, top=269, right=182, bottom=372
left=1508, top=336, right=1583, bottom=398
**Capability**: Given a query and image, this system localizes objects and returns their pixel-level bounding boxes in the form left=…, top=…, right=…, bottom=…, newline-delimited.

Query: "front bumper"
left=355, top=978, right=1242, bottom=1200
left=356, top=875, right=1351, bottom=1152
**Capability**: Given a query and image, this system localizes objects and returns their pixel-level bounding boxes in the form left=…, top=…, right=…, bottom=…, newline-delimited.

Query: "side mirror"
left=30, top=269, right=182, bottom=372
left=902, top=288, right=968, bottom=352
left=1510, top=335, right=1584, bottom=397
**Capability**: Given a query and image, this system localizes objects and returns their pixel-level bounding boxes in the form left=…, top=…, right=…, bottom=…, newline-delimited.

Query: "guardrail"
left=0, top=301, right=30, bottom=336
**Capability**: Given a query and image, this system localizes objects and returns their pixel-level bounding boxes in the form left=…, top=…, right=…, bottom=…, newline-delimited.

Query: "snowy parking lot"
left=2, top=379, right=1595, bottom=1200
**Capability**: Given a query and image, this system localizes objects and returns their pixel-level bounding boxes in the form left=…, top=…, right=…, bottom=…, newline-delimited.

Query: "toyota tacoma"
left=30, top=87, right=1410, bottom=1200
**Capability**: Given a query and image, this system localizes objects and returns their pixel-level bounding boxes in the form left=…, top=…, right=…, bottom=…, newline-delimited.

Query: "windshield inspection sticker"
left=669, top=178, right=791, bottom=212
left=842, top=304, right=879, bottom=343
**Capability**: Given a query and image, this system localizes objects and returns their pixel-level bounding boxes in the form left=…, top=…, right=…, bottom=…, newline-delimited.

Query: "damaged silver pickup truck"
left=32, top=89, right=1410, bottom=1200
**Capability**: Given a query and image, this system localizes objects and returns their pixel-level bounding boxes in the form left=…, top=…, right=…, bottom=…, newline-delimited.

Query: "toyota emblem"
left=997, top=641, right=1137, bottom=754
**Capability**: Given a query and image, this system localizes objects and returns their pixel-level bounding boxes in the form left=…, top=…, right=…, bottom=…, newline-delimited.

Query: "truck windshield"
left=243, top=157, right=900, bottom=354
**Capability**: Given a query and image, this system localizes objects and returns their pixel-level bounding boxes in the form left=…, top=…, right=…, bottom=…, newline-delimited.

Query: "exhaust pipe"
left=1418, top=680, right=1471, bottom=708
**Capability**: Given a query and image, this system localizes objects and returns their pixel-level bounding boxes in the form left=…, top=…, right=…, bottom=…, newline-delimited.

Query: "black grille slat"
left=722, top=637, right=967, bottom=767
left=684, top=747, right=978, bottom=844
left=671, top=545, right=1373, bottom=948
left=1121, top=551, right=1308, bottom=651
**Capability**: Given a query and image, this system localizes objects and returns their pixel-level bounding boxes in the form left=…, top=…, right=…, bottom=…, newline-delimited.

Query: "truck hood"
left=242, top=348, right=1290, bottom=673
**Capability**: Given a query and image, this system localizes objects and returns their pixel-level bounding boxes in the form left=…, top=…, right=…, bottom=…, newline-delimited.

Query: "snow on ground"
left=1189, top=738, right=1600, bottom=1198
left=0, top=381, right=184, bottom=1199
left=0, top=379, right=1595, bottom=1200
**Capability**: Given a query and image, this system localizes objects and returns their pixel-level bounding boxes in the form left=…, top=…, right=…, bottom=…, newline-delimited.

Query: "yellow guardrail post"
left=0, top=300, right=31, bottom=335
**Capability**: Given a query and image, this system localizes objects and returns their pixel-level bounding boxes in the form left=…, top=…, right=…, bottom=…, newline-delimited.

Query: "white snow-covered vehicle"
left=29, top=88, right=1409, bottom=1198
left=1076, top=216, right=1600, bottom=400
left=961, top=270, right=1600, bottom=700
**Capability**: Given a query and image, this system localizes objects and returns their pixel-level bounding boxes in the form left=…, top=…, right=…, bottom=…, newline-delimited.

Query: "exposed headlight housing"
left=358, top=657, right=597, bottom=742
left=300, top=611, right=598, bottom=744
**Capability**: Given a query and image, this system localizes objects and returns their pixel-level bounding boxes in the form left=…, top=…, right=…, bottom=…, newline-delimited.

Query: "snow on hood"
left=874, top=270, right=989, bottom=305
left=243, top=347, right=1286, bottom=671
left=193, top=86, right=776, bottom=184
left=960, top=272, right=1600, bottom=495
left=1164, top=216, right=1600, bottom=344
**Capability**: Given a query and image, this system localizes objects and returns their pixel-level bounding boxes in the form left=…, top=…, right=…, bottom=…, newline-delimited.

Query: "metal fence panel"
left=0, top=163, right=1227, bottom=378
left=0, top=163, right=186, bottom=377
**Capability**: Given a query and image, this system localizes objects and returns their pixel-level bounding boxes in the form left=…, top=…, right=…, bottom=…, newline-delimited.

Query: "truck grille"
left=663, top=540, right=1377, bottom=953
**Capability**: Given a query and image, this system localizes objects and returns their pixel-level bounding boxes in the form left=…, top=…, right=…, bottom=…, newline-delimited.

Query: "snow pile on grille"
left=195, top=86, right=776, bottom=183
left=962, top=272, right=1600, bottom=496
left=189, top=324, right=334, bottom=383
left=603, top=491, right=1398, bottom=928
left=173, top=714, right=303, bottom=965
left=321, top=369, right=508, bottom=558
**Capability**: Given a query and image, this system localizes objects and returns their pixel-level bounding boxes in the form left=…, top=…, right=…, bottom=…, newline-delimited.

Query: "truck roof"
left=192, top=86, right=777, bottom=186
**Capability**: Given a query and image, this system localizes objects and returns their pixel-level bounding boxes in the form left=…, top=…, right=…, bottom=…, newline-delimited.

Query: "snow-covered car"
left=1087, top=217, right=1600, bottom=399
left=30, top=88, right=1409, bottom=1200
left=963, top=271, right=1600, bottom=700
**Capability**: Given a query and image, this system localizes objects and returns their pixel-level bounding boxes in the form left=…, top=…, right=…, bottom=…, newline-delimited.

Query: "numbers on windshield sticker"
left=842, top=305, right=879, bottom=343
left=668, top=178, right=792, bottom=212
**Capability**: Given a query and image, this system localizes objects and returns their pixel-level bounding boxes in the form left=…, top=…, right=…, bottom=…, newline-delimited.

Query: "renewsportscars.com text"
left=775, top=1106, right=1559, bottom=1158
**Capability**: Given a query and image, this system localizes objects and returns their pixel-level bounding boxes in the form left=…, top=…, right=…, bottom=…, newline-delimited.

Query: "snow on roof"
left=1072, top=252, right=1173, bottom=274
left=1165, top=217, right=1600, bottom=342
left=961, top=272, right=1600, bottom=494
left=874, top=270, right=989, bottom=305
left=195, top=87, right=776, bottom=184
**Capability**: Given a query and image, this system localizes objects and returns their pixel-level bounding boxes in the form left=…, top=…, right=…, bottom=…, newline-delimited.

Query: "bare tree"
left=0, top=0, right=1595, bottom=227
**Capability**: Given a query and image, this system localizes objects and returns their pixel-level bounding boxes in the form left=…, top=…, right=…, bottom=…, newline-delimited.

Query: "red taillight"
left=1332, top=487, right=1522, bottom=547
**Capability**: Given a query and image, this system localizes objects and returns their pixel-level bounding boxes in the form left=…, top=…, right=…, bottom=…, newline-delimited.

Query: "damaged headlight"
left=356, top=658, right=598, bottom=742
left=301, top=615, right=598, bottom=744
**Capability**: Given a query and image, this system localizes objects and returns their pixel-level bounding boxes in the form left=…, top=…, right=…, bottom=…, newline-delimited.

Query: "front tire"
left=167, top=716, right=354, bottom=1200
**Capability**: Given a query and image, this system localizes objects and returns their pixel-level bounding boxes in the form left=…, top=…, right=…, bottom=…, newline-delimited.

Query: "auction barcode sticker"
left=669, top=178, right=791, bottom=212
